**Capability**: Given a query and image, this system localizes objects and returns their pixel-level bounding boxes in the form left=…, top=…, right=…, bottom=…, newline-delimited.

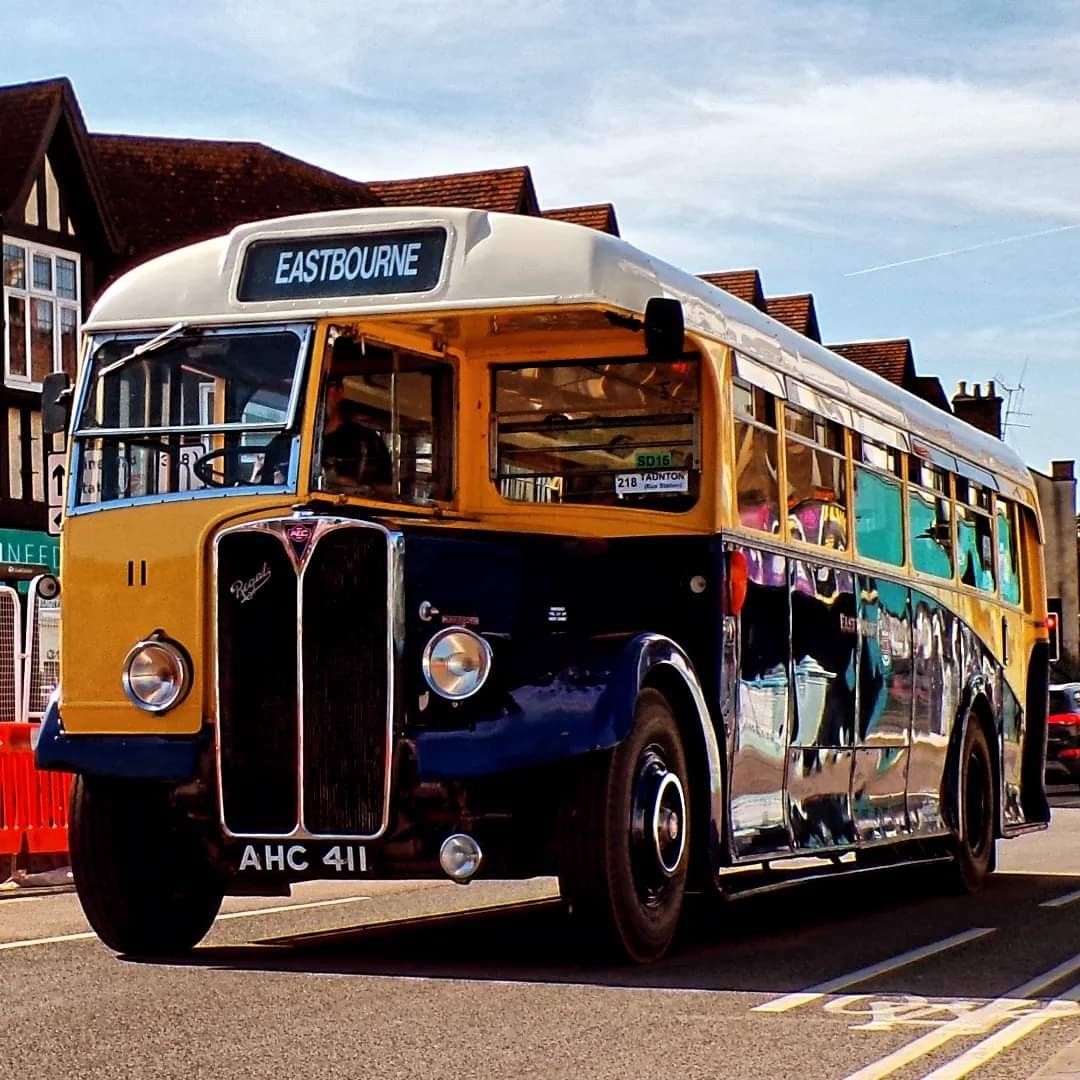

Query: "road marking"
left=217, top=896, right=370, bottom=921
left=843, top=952, right=1080, bottom=1080
left=0, top=894, right=373, bottom=951
left=919, top=983, right=1080, bottom=1080
left=0, top=931, right=97, bottom=951
left=1040, top=887, right=1080, bottom=909
left=752, top=928, right=996, bottom=1014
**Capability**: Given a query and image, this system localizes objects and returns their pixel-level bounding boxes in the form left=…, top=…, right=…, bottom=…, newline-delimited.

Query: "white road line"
left=918, top=984, right=1080, bottom=1080
left=1040, top=887, right=1080, bottom=909
left=0, top=931, right=97, bottom=951
left=217, top=896, right=370, bottom=921
left=752, top=928, right=996, bottom=1014
left=0, top=894, right=373, bottom=951
left=843, top=952, right=1080, bottom=1080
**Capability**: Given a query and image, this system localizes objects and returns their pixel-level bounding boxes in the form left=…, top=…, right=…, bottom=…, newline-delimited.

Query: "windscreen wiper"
left=96, top=321, right=195, bottom=378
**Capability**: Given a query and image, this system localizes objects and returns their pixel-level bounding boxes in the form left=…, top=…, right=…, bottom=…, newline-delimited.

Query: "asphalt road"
left=4, top=791, right=1080, bottom=1079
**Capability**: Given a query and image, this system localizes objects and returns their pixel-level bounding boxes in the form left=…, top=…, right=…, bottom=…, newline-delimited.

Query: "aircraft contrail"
left=845, top=223, right=1080, bottom=277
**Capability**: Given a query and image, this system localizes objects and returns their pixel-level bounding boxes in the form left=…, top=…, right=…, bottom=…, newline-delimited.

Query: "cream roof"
left=85, top=206, right=1033, bottom=494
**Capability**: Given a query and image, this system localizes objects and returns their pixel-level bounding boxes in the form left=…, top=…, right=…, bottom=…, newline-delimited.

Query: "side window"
left=909, top=460, right=953, bottom=579
left=733, top=380, right=780, bottom=533
left=955, top=478, right=996, bottom=592
left=997, top=499, right=1021, bottom=605
left=784, top=403, right=847, bottom=550
left=853, top=435, right=903, bottom=565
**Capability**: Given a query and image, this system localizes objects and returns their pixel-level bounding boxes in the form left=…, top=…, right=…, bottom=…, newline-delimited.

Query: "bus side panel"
left=787, top=556, right=857, bottom=849
left=909, top=590, right=957, bottom=835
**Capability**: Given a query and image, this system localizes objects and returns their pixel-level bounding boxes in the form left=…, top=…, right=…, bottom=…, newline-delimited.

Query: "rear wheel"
left=70, top=775, right=223, bottom=955
left=946, top=719, right=996, bottom=893
left=557, top=689, right=691, bottom=963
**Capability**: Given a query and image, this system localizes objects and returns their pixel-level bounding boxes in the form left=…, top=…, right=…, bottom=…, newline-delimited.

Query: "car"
left=1046, top=682, right=1080, bottom=788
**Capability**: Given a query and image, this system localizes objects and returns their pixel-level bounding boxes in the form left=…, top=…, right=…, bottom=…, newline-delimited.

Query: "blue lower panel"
left=34, top=702, right=201, bottom=782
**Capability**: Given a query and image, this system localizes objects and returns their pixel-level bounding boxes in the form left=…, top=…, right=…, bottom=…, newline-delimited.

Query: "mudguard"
left=35, top=697, right=202, bottom=781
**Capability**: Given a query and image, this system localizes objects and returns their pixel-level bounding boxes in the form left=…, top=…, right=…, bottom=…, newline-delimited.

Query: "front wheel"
left=70, top=775, right=223, bottom=955
left=557, top=689, right=691, bottom=963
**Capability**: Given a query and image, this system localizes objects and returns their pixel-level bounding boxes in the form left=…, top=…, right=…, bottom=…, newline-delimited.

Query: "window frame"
left=907, top=457, right=955, bottom=581
left=781, top=400, right=850, bottom=551
left=491, top=353, right=703, bottom=513
left=851, top=432, right=905, bottom=567
left=2, top=236, right=81, bottom=390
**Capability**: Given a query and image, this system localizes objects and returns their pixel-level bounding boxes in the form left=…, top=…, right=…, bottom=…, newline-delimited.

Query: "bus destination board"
left=238, top=227, right=447, bottom=301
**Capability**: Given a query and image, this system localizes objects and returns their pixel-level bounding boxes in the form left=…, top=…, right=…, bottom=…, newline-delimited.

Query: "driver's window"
left=315, top=330, right=453, bottom=503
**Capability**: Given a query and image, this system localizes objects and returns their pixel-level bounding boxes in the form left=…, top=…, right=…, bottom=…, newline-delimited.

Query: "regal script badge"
left=231, top=562, right=271, bottom=604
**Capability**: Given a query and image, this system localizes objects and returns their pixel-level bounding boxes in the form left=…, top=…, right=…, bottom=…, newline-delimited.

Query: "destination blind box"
left=238, top=227, right=447, bottom=301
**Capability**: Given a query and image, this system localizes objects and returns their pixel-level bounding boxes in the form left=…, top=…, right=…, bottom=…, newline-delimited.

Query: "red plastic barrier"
left=0, top=723, right=72, bottom=857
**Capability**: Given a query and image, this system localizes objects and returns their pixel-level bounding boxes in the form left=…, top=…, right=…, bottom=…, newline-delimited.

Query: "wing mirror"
left=42, top=372, right=72, bottom=437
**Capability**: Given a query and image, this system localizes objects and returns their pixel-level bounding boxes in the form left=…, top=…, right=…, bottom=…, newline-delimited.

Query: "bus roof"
left=85, top=206, right=1033, bottom=494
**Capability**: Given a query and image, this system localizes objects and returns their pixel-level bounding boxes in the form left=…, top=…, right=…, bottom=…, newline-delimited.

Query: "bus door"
left=727, top=544, right=793, bottom=858
left=788, top=557, right=858, bottom=849
left=852, top=577, right=913, bottom=841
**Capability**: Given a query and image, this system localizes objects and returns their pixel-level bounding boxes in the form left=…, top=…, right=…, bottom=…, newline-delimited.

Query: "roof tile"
left=765, top=293, right=820, bottom=342
left=698, top=269, right=767, bottom=311
left=0, top=78, right=68, bottom=217
left=368, top=166, right=539, bottom=215
left=90, top=134, right=380, bottom=267
left=541, top=203, right=619, bottom=235
left=828, top=339, right=914, bottom=386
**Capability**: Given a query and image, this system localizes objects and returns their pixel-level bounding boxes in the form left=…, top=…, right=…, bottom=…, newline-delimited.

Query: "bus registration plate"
left=237, top=842, right=369, bottom=875
left=615, top=470, right=688, bottom=494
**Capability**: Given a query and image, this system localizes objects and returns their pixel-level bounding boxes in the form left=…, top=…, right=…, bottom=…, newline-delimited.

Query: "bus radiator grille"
left=302, top=528, right=389, bottom=836
left=217, top=531, right=299, bottom=835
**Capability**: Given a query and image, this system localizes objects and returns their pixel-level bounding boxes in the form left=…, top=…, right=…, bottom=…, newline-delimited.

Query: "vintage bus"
left=37, top=208, right=1050, bottom=963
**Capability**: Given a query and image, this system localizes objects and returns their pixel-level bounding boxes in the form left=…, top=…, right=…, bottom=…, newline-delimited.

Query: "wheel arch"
left=614, top=634, right=724, bottom=884
left=943, top=681, right=1002, bottom=840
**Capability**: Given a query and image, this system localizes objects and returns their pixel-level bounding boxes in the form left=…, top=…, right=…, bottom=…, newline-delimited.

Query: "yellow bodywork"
left=58, top=308, right=720, bottom=735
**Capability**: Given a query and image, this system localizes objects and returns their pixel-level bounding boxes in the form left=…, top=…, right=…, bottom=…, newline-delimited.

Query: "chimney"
left=1052, top=459, right=1075, bottom=481
left=952, top=380, right=1003, bottom=440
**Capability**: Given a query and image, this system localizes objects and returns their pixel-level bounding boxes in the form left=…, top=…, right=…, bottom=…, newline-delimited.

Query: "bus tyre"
left=557, top=689, right=690, bottom=963
left=69, top=775, right=223, bottom=955
left=947, top=719, right=996, bottom=894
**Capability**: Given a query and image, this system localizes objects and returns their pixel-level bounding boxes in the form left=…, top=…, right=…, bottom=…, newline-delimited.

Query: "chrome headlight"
left=421, top=627, right=492, bottom=700
left=121, top=637, right=191, bottom=713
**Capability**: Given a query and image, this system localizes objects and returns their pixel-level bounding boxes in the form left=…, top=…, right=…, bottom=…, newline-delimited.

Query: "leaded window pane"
left=3, top=243, right=25, bottom=289
left=56, top=257, right=77, bottom=300
left=30, top=299, right=54, bottom=382
left=32, top=254, right=52, bottom=291
left=7, top=295, right=27, bottom=378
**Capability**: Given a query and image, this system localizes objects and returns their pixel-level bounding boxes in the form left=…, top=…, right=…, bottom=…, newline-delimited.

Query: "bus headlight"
left=421, top=627, right=492, bottom=700
left=121, top=637, right=191, bottom=713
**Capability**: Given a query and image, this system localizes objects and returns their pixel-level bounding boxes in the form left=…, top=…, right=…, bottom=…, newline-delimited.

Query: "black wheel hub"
left=629, top=745, right=687, bottom=906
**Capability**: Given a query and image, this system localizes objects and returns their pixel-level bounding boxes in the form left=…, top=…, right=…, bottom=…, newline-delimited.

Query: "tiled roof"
left=367, top=166, right=539, bottom=215
left=697, top=269, right=767, bottom=311
left=90, top=134, right=380, bottom=267
left=0, top=77, right=122, bottom=250
left=829, top=339, right=914, bottom=386
left=912, top=375, right=952, bottom=412
left=0, top=78, right=69, bottom=217
left=541, top=203, right=619, bottom=235
left=765, top=293, right=820, bottom=342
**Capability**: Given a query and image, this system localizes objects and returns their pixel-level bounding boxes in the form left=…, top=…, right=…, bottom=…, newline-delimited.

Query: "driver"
left=320, top=373, right=393, bottom=488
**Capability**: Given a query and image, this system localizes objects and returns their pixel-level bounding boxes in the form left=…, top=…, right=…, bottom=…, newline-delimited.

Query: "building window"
left=1, top=237, right=80, bottom=390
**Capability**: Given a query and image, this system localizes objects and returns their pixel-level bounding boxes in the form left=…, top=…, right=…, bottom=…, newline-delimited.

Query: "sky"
left=4, top=1, right=1080, bottom=474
